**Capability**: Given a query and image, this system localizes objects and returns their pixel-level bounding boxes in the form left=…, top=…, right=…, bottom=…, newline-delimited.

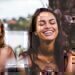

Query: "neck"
left=40, top=40, right=55, bottom=51
left=38, top=40, right=55, bottom=56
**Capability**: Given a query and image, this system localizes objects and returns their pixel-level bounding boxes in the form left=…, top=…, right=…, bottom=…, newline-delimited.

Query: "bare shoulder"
left=4, top=45, right=15, bottom=58
left=4, top=45, right=13, bottom=53
left=5, top=45, right=13, bottom=50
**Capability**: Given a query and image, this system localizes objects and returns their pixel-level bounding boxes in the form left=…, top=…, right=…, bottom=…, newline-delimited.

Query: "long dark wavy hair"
left=25, top=8, right=65, bottom=72
left=0, top=22, right=5, bottom=48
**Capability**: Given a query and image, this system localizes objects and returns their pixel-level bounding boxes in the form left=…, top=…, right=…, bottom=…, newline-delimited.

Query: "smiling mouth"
left=43, top=30, right=54, bottom=36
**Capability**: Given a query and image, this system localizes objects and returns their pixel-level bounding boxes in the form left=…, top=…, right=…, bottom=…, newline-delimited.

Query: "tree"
left=8, top=14, right=32, bottom=31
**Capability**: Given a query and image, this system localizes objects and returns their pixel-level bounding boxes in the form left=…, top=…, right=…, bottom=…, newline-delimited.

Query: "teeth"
left=44, top=31, right=53, bottom=36
left=44, top=31, right=53, bottom=34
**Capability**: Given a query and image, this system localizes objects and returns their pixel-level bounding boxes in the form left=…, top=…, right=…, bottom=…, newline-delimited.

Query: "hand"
left=71, top=50, right=75, bottom=72
left=66, top=50, right=75, bottom=72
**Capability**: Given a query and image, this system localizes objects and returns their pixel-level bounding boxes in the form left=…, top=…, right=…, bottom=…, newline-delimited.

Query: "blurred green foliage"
left=8, top=14, right=32, bottom=31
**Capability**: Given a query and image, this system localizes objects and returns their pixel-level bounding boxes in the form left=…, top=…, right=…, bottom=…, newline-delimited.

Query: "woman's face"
left=35, top=12, right=58, bottom=41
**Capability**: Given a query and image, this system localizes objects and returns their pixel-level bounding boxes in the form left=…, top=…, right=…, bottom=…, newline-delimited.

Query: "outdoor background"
left=0, top=0, right=75, bottom=56
left=0, top=0, right=48, bottom=56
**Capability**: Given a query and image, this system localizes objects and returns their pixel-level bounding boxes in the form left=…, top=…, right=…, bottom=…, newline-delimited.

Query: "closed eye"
left=49, top=19, right=56, bottom=25
left=39, top=20, right=46, bottom=26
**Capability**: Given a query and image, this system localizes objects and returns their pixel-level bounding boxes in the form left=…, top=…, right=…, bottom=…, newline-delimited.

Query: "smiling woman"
left=35, top=11, right=58, bottom=41
left=17, top=8, right=66, bottom=75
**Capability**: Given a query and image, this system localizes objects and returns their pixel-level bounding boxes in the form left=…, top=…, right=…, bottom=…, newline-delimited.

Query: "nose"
left=44, top=22, right=51, bottom=29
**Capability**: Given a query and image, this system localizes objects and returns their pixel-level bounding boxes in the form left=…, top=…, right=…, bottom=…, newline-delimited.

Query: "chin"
left=45, top=36, right=56, bottom=40
left=43, top=38, right=55, bottom=41
left=46, top=39, right=55, bottom=41
left=40, top=35, right=57, bottom=41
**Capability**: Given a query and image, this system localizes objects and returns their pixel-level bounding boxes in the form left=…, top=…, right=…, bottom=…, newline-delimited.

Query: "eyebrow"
left=38, top=20, right=45, bottom=22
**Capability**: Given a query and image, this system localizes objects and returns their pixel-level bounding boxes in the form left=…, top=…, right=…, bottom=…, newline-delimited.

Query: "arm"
left=17, top=54, right=32, bottom=75
left=0, top=46, right=15, bottom=72
left=66, top=50, right=75, bottom=72
left=17, top=55, right=28, bottom=75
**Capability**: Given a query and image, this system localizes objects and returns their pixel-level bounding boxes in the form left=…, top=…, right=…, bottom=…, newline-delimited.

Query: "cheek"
left=55, top=24, right=59, bottom=33
left=36, top=27, right=44, bottom=39
left=55, top=30, right=58, bottom=39
left=56, top=27, right=59, bottom=34
left=53, top=25, right=59, bottom=38
left=36, top=25, right=43, bottom=33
